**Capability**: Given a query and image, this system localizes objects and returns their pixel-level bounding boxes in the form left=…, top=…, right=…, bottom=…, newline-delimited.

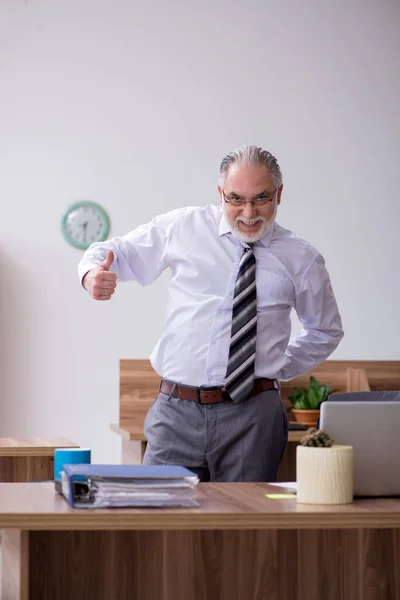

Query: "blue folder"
left=61, top=464, right=199, bottom=509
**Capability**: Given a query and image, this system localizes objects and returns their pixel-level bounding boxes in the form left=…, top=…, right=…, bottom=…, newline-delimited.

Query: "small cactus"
left=300, top=427, right=334, bottom=447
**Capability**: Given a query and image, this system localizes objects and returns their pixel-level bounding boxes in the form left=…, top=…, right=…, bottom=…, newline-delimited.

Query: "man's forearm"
left=279, top=326, right=344, bottom=381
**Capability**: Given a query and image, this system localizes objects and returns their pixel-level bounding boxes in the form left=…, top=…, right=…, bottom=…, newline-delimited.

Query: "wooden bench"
left=0, top=438, right=79, bottom=482
left=111, top=360, right=400, bottom=480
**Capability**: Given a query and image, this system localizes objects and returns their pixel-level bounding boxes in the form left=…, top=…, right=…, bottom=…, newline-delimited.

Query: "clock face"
left=61, top=201, right=110, bottom=250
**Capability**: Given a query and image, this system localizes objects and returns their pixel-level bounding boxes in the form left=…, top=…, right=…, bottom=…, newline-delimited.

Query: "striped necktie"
left=225, top=244, right=257, bottom=402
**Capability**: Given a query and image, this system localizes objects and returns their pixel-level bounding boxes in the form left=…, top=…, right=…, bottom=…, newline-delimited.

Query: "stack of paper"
left=61, top=464, right=200, bottom=509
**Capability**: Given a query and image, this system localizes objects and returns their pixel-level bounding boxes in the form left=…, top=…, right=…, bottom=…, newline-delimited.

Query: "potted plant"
left=296, top=428, right=353, bottom=504
left=288, top=376, right=335, bottom=428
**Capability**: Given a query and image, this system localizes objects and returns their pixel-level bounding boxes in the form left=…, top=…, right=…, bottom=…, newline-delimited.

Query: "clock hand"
left=81, top=221, right=88, bottom=243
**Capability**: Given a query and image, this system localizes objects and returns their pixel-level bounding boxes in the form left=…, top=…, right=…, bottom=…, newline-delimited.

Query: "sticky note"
left=265, top=493, right=297, bottom=499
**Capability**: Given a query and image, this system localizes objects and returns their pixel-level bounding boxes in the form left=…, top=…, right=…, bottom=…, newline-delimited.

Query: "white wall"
left=1, top=0, right=399, bottom=462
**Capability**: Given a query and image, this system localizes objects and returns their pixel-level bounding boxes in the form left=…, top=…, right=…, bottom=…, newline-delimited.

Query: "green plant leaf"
left=320, top=385, right=330, bottom=401
left=295, top=397, right=307, bottom=410
left=288, top=387, right=302, bottom=405
left=307, top=388, right=320, bottom=410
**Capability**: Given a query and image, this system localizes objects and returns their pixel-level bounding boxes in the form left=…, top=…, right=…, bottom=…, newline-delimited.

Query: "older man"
left=78, top=145, right=343, bottom=482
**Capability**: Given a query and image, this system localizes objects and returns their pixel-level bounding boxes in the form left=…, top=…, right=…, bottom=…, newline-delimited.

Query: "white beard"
left=224, top=200, right=277, bottom=243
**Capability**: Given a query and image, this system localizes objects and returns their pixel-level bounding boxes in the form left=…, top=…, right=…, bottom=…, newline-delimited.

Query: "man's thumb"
left=99, top=250, right=114, bottom=271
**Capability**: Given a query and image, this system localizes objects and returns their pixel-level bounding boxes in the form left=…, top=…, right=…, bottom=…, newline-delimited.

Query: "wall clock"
left=61, top=201, right=110, bottom=250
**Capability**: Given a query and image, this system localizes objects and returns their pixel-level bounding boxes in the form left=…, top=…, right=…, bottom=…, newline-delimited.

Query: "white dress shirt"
left=78, top=204, right=343, bottom=386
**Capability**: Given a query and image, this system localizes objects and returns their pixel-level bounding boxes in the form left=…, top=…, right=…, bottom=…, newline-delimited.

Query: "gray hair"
left=219, top=145, right=283, bottom=188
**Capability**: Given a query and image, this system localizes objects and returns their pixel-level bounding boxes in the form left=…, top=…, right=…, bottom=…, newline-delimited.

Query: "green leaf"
left=307, top=388, right=320, bottom=410
left=295, top=397, right=307, bottom=410
left=320, top=385, right=330, bottom=401
left=288, top=387, right=302, bottom=405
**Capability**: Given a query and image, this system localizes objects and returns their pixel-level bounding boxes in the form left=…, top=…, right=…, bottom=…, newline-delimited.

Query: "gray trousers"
left=142, top=388, right=288, bottom=482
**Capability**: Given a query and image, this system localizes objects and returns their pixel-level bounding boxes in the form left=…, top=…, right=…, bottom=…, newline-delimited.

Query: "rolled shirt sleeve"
left=77, top=210, right=179, bottom=286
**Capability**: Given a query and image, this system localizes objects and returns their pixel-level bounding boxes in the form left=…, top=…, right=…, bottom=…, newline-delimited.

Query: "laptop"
left=319, top=401, right=400, bottom=497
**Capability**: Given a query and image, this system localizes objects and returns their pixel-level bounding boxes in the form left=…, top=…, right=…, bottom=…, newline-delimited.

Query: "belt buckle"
left=197, top=387, right=211, bottom=404
left=196, top=386, right=232, bottom=404
left=197, top=387, right=215, bottom=404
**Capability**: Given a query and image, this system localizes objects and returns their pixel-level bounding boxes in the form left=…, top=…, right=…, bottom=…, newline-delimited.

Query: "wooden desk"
left=2, top=482, right=399, bottom=599
left=110, top=423, right=304, bottom=481
left=0, top=438, right=79, bottom=482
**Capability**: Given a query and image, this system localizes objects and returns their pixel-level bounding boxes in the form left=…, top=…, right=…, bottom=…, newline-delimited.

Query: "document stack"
left=61, top=464, right=200, bottom=509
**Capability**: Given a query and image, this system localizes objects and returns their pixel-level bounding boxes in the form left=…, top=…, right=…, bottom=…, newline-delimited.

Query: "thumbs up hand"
left=83, top=250, right=118, bottom=301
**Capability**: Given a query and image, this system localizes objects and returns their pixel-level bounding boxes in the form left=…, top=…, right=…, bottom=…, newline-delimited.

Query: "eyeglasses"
left=222, top=189, right=277, bottom=208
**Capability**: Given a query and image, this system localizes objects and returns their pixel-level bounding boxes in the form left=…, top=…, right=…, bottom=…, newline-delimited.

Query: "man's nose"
left=242, top=202, right=256, bottom=219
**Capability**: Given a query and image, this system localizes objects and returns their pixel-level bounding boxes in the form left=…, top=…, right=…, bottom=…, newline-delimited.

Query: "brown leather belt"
left=159, top=378, right=275, bottom=404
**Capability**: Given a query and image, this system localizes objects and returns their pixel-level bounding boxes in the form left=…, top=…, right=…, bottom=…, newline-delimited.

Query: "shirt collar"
left=218, top=210, right=275, bottom=248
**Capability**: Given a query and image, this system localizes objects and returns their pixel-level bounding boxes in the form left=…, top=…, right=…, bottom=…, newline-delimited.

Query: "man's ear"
left=276, top=184, right=283, bottom=206
left=218, top=185, right=223, bottom=205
